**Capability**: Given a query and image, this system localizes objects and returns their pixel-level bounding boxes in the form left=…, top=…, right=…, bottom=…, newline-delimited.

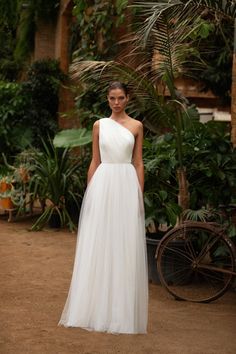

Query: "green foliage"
left=183, top=121, right=236, bottom=208
left=14, top=3, right=35, bottom=63
left=29, top=140, right=83, bottom=231
left=143, top=134, right=181, bottom=229
left=73, top=82, right=111, bottom=129
left=0, top=0, right=19, bottom=80
left=144, top=121, right=236, bottom=229
left=53, top=128, right=92, bottom=148
left=0, top=149, right=36, bottom=212
left=0, top=1, right=18, bottom=27
left=0, top=59, right=65, bottom=161
left=0, top=0, right=60, bottom=77
left=23, top=59, right=66, bottom=117
left=182, top=208, right=216, bottom=222
left=21, top=59, right=65, bottom=146
left=187, top=17, right=233, bottom=103
left=0, top=81, right=32, bottom=157
left=71, top=0, right=128, bottom=60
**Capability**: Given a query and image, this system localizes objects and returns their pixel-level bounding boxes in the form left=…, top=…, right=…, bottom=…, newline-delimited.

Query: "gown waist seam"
left=101, top=162, right=132, bottom=164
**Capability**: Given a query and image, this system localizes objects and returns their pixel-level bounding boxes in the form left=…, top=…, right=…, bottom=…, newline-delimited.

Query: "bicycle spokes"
left=157, top=224, right=236, bottom=303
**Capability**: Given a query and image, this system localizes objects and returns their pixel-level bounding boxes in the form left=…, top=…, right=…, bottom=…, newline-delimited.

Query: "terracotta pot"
left=0, top=198, right=14, bottom=210
left=0, top=181, right=10, bottom=192
left=0, top=181, right=14, bottom=210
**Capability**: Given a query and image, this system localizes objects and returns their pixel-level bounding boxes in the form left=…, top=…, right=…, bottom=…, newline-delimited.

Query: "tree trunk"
left=177, top=168, right=189, bottom=211
left=231, top=19, right=236, bottom=147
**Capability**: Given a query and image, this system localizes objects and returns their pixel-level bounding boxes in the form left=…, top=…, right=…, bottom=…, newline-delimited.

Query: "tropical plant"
left=53, top=128, right=92, bottom=148
left=187, top=16, right=233, bottom=103
left=182, top=208, right=215, bottom=222
left=29, top=140, right=83, bottom=231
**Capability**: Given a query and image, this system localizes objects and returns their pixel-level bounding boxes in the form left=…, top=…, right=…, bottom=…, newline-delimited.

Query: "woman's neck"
left=110, top=112, right=128, bottom=121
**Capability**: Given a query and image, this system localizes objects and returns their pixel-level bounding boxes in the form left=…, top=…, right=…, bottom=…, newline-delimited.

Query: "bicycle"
left=155, top=221, right=236, bottom=303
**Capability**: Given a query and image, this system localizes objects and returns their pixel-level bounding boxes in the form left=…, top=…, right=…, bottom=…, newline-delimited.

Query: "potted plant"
left=0, top=150, right=38, bottom=216
left=0, top=175, right=15, bottom=210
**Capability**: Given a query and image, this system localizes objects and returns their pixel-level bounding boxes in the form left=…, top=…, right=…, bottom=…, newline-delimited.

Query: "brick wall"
left=33, top=0, right=76, bottom=129
left=34, top=20, right=56, bottom=61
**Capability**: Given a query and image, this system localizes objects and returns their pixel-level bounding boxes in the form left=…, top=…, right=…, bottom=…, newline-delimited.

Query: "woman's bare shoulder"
left=92, top=120, right=100, bottom=134
left=128, top=117, right=143, bottom=129
left=93, top=120, right=100, bottom=128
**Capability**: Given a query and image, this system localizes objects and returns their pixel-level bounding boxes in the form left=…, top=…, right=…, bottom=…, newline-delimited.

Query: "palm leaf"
left=70, top=58, right=181, bottom=133
left=132, top=1, right=236, bottom=20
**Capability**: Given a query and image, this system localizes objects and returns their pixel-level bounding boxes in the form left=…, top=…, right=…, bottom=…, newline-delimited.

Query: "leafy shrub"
left=143, top=134, right=181, bottom=229
left=143, top=121, right=236, bottom=229
left=183, top=121, right=236, bottom=208
left=21, top=59, right=66, bottom=145
left=0, top=81, right=32, bottom=159
left=0, top=59, right=65, bottom=164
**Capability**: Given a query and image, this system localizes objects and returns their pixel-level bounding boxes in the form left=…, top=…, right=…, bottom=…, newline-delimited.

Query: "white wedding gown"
left=59, top=118, right=148, bottom=334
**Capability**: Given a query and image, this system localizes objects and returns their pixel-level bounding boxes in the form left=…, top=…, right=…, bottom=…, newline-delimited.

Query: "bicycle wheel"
left=156, top=223, right=236, bottom=303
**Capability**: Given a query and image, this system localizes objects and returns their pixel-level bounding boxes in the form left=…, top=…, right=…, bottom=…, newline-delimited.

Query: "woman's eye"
left=109, top=96, right=125, bottom=101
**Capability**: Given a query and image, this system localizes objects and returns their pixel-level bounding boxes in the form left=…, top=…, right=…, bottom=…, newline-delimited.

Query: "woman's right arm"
left=87, top=120, right=101, bottom=184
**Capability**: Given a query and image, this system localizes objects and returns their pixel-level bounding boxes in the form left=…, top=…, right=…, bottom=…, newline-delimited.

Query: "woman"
left=59, top=82, right=148, bottom=334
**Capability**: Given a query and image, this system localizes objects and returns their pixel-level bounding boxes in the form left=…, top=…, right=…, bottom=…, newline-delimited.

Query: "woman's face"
left=107, top=88, right=129, bottom=114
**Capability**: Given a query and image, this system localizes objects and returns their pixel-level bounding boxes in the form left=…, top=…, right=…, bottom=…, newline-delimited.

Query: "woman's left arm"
left=132, top=122, right=144, bottom=193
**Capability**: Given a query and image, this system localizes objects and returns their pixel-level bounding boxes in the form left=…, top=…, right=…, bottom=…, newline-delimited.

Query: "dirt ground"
left=0, top=218, right=236, bottom=354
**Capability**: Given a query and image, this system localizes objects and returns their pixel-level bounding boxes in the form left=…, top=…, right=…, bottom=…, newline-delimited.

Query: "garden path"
left=0, top=219, right=236, bottom=354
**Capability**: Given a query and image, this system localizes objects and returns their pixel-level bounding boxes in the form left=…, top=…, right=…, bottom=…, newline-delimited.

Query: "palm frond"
left=132, top=1, right=236, bottom=20
left=70, top=58, right=175, bottom=132
left=70, top=0, right=231, bottom=133
left=182, top=207, right=217, bottom=222
left=129, top=0, right=235, bottom=84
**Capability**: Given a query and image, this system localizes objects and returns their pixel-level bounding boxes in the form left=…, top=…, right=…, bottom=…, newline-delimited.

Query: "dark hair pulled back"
left=108, top=81, right=128, bottom=96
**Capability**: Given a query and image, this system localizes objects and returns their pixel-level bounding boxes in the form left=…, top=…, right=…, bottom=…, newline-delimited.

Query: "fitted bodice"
left=99, top=118, right=135, bottom=163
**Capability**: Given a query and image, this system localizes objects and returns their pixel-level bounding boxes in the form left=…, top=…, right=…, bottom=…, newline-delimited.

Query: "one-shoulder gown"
left=59, top=118, right=148, bottom=334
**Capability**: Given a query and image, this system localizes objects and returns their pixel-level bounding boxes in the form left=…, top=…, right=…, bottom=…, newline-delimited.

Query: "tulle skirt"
left=59, top=163, right=148, bottom=334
